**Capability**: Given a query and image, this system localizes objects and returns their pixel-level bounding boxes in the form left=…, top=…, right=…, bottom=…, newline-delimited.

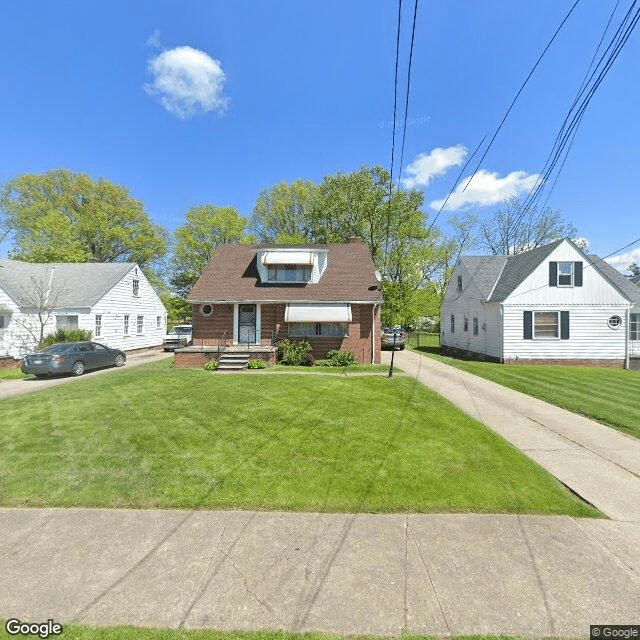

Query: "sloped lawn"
left=0, top=359, right=598, bottom=516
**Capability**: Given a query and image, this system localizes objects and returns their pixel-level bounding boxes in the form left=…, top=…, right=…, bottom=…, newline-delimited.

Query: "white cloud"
left=429, top=169, right=540, bottom=211
left=605, top=247, right=640, bottom=273
left=144, top=46, right=229, bottom=119
left=401, top=145, right=467, bottom=188
left=146, top=30, right=161, bottom=49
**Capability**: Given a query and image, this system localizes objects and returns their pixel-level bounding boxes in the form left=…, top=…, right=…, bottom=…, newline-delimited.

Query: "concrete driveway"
left=0, top=349, right=173, bottom=400
left=385, top=349, right=640, bottom=522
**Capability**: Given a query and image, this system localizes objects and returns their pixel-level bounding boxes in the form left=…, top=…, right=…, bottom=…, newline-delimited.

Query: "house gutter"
left=371, top=303, right=378, bottom=364
left=625, top=307, right=630, bottom=370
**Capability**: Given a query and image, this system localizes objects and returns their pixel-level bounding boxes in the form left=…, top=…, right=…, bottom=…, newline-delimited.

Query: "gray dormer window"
left=267, top=265, right=311, bottom=283
left=457, top=275, right=463, bottom=292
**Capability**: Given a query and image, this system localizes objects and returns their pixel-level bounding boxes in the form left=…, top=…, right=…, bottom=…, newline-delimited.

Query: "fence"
left=406, top=331, right=440, bottom=350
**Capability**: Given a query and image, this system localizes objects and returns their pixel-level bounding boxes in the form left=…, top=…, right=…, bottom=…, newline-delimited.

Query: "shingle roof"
left=586, top=255, right=640, bottom=304
left=0, top=259, right=135, bottom=307
left=456, top=239, right=640, bottom=304
left=459, top=255, right=508, bottom=298
left=187, top=242, right=382, bottom=303
left=629, top=274, right=640, bottom=287
left=488, top=239, right=563, bottom=302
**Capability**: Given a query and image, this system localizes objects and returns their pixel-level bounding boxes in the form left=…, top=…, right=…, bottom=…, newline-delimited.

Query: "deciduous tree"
left=170, top=204, right=249, bottom=297
left=0, top=169, right=167, bottom=266
left=478, top=196, right=576, bottom=255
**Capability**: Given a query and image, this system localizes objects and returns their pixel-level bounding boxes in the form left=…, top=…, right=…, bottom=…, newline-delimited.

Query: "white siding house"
left=441, top=239, right=640, bottom=367
left=0, top=260, right=167, bottom=359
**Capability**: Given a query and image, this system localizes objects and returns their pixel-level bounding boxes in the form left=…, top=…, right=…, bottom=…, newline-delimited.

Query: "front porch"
left=174, top=344, right=278, bottom=368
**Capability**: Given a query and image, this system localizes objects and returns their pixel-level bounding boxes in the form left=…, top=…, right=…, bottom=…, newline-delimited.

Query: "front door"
left=238, top=304, right=257, bottom=344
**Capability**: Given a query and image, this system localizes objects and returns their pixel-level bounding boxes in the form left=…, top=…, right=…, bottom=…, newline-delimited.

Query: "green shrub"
left=203, top=360, right=218, bottom=371
left=247, top=359, right=267, bottom=369
left=315, top=359, right=331, bottom=367
left=326, top=349, right=357, bottom=366
left=38, top=328, right=93, bottom=349
left=277, top=339, right=311, bottom=366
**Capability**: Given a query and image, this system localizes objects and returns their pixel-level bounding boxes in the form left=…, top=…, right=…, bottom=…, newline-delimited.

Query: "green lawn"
left=408, top=333, right=640, bottom=439
left=0, top=625, right=569, bottom=640
left=0, top=367, right=26, bottom=382
left=0, top=359, right=597, bottom=516
left=271, top=364, right=396, bottom=373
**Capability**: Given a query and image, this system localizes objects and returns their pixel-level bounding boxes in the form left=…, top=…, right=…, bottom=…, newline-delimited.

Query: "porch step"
left=218, top=353, right=250, bottom=371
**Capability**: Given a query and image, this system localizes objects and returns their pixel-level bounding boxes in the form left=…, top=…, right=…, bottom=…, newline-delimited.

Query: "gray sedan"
left=21, top=341, right=126, bottom=377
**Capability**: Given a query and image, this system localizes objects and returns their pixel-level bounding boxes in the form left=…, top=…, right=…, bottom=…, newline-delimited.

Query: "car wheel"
left=399, top=345, right=405, bottom=350
left=115, top=355, right=125, bottom=367
left=34, top=374, right=48, bottom=379
left=72, top=361, right=85, bottom=376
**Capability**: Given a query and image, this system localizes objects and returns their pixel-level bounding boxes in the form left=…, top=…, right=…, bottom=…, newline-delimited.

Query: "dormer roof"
left=187, top=242, right=381, bottom=303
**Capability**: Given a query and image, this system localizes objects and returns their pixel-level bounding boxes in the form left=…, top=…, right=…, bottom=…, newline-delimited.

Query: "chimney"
left=348, top=236, right=363, bottom=243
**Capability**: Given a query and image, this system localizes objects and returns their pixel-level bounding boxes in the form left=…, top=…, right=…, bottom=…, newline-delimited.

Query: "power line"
left=461, top=0, right=582, bottom=195
left=385, top=0, right=404, bottom=263
left=398, top=0, right=419, bottom=177
left=519, top=0, right=638, bottom=218
left=425, top=135, right=486, bottom=236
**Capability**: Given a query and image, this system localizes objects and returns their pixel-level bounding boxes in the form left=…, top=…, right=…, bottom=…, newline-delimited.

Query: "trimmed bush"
left=314, top=359, right=331, bottom=367
left=203, top=360, right=218, bottom=371
left=326, top=349, right=357, bottom=366
left=38, top=328, right=93, bottom=349
left=247, top=359, right=267, bottom=369
left=277, top=339, right=311, bottom=366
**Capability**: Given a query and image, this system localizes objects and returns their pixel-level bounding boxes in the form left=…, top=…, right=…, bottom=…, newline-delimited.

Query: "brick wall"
left=174, top=351, right=218, bottom=368
left=260, top=304, right=285, bottom=345
left=0, top=357, right=20, bottom=369
left=192, top=304, right=234, bottom=345
left=190, top=302, right=381, bottom=364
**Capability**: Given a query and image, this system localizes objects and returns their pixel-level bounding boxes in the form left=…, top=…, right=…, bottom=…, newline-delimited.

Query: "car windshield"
left=38, top=344, right=74, bottom=354
left=169, top=327, right=191, bottom=334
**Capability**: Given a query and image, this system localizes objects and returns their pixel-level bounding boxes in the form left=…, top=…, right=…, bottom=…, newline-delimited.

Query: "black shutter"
left=523, top=311, right=533, bottom=340
left=560, top=311, right=570, bottom=340
left=574, top=261, right=583, bottom=287
left=549, top=262, right=557, bottom=287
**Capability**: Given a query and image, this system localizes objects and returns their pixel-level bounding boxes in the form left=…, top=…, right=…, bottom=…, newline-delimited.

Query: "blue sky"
left=2, top=1, right=639, bottom=270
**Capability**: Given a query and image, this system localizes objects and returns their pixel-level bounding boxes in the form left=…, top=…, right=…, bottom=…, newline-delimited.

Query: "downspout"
left=371, top=303, right=377, bottom=364
left=625, top=307, right=630, bottom=370
left=499, top=304, right=504, bottom=364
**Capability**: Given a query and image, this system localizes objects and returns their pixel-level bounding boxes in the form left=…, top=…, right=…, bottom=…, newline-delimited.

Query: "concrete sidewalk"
left=1, top=508, right=638, bottom=637
left=0, top=349, right=173, bottom=400
left=386, top=350, right=640, bottom=522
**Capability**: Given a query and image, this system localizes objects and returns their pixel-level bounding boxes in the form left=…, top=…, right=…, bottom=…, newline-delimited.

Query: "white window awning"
left=285, top=303, right=352, bottom=323
left=262, top=251, right=314, bottom=266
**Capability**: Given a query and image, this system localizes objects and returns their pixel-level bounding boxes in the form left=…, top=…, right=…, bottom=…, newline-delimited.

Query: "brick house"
left=175, top=238, right=383, bottom=368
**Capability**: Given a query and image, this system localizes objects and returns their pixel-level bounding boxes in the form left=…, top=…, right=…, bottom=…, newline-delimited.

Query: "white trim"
left=533, top=310, right=560, bottom=340
left=233, top=303, right=239, bottom=344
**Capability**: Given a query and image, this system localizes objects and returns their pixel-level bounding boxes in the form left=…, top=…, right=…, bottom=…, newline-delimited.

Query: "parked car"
left=381, top=327, right=407, bottom=350
left=21, top=341, right=126, bottom=377
left=162, top=324, right=193, bottom=351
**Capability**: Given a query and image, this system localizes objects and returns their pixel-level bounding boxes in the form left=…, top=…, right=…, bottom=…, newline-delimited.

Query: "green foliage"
left=170, top=204, right=249, bottom=297
left=203, top=360, right=218, bottom=371
left=277, top=339, right=311, bottom=365
left=161, top=295, right=191, bottom=323
left=38, top=328, right=93, bottom=348
left=251, top=179, right=317, bottom=243
left=247, top=358, right=267, bottom=369
left=0, top=169, right=167, bottom=266
left=251, top=166, right=459, bottom=328
left=628, top=262, right=640, bottom=277
left=324, top=349, right=357, bottom=366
